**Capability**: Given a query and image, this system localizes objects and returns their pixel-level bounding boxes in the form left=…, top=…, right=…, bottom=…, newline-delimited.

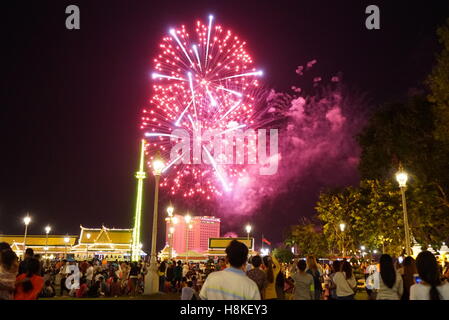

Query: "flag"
left=262, top=238, right=271, bottom=245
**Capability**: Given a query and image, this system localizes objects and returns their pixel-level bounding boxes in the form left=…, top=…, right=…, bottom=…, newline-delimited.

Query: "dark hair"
left=0, top=249, right=18, bottom=270
left=297, top=259, right=307, bottom=271
left=251, top=255, right=262, bottom=268
left=263, top=256, right=274, bottom=283
left=25, top=248, right=34, bottom=257
left=402, top=256, right=417, bottom=293
left=187, top=281, right=193, bottom=287
left=0, top=242, right=11, bottom=251
left=332, top=260, right=341, bottom=273
left=225, top=240, right=248, bottom=268
left=341, top=261, right=353, bottom=279
left=22, top=258, right=41, bottom=293
left=159, top=261, right=167, bottom=272
left=416, top=251, right=442, bottom=300
left=379, top=254, right=396, bottom=289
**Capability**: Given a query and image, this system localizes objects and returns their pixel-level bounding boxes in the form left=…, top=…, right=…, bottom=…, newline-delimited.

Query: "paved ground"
left=44, top=291, right=368, bottom=300
left=42, top=292, right=181, bottom=300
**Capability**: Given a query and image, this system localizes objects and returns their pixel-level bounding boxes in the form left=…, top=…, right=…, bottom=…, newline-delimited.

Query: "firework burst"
left=141, top=15, right=264, bottom=199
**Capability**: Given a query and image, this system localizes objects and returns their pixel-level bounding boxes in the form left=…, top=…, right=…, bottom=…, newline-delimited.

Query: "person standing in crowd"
left=165, top=261, right=175, bottom=292
left=246, top=255, right=268, bottom=299
left=410, top=251, right=449, bottom=300
left=291, top=259, right=314, bottom=300
left=85, top=262, right=94, bottom=287
left=376, top=254, right=403, bottom=300
left=200, top=240, right=260, bottom=300
left=275, top=265, right=286, bottom=300
left=333, top=260, right=357, bottom=300
left=173, top=260, right=183, bottom=292
left=158, top=261, right=167, bottom=292
left=15, top=258, right=44, bottom=300
left=262, top=254, right=280, bottom=300
left=0, top=249, right=19, bottom=300
left=306, top=255, right=323, bottom=300
left=18, top=248, right=34, bottom=275
left=327, top=260, right=341, bottom=300
left=128, top=262, right=140, bottom=296
left=401, top=256, right=418, bottom=300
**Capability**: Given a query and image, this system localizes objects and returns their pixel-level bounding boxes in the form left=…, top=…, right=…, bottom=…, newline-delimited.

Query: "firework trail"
left=141, top=15, right=265, bottom=200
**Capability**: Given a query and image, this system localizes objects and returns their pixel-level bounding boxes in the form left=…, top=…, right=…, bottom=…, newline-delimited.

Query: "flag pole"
left=261, top=234, right=264, bottom=252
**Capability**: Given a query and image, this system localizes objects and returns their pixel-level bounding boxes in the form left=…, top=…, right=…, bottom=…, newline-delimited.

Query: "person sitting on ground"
left=110, top=275, right=121, bottom=297
left=76, top=277, right=88, bottom=298
left=410, top=251, right=449, bottom=300
left=200, top=240, right=260, bottom=300
left=40, top=280, right=56, bottom=298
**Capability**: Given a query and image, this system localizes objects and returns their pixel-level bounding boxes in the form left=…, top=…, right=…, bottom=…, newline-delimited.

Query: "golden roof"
left=0, top=235, right=77, bottom=246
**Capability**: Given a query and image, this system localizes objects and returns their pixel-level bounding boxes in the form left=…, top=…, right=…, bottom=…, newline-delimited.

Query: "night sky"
left=1, top=0, right=448, bottom=250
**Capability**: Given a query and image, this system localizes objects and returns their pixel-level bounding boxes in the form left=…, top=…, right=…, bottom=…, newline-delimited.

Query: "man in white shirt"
left=200, top=240, right=261, bottom=300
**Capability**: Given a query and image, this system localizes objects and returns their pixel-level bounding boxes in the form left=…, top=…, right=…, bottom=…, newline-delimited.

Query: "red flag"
left=262, top=238, right=271, bottom=245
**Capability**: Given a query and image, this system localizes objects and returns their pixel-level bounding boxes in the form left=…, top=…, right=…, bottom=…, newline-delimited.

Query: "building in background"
left=0, top=225, right=146, bottom=261
left=165, top=215, right=220, bottom=254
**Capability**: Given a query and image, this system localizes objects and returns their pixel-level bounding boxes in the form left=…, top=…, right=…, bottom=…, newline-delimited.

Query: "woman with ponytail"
left=410, top=251, right=449, bottom=300
left=15, top=257, right=44, bottom=300
left=262, top=255, right=280, bottom=300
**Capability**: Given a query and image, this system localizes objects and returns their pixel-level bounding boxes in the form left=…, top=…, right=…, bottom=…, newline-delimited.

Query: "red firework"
left=141, top=15, right=263, bottom=199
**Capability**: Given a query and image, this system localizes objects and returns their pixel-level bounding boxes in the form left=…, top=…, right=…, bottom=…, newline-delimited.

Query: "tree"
left=316, top=179, right=449, bottom=255
left=284, top=220, right=328, bottom=258
left=427, top=18, right=449, bottom=143
left=272, top=247, right=294, bottom=263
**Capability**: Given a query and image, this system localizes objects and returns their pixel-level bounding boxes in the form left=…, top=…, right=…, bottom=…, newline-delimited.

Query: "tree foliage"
left=272, top=247, right=294, bottom=263
left=284, top=220, right=328, bottom=257
left=316, top=179, right=449, bottom=256
left=427, top=18, right=449, bottom=143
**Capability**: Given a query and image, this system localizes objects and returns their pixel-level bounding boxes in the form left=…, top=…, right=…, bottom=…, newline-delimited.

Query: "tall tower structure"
left=131, top=139, right=146, bottom=261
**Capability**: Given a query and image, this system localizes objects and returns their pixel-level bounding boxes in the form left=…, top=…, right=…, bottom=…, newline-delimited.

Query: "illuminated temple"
left=0, top=225, right=145, bottom=261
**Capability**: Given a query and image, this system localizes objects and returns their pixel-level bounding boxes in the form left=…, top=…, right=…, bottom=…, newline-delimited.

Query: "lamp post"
left=23, top=215, right=31, bottom=259
left=169, top=227, right=175, bottom=259
left=64, top=236, right=70, bottom=258
left=245, top=224, right=252, bottom=241
left=44, top=226, right=51, bottom=256
left=86, top=233, right=91, bottom=259
left=144, top=155, right=165, bottom=295
left=167, top=205, right=174, bottom=259
left=184, top=214, right=192, bottom=263
left=396, top=164, right=412, bottom=256
left=339, top=222, right=346, bottom=257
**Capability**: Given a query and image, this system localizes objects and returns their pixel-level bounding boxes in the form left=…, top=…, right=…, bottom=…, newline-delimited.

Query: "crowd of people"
left=1, top=239, right=449, bottom=300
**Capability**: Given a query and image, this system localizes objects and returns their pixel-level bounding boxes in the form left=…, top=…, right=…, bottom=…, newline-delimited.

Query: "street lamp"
left=86, top=233, right=91, bottom=258
left=44, top=226, right=51, bottom=255
left=145, top=154, right=165, bottom=295
left=339, top=223, right=346, bottom=257
left=167, top=205, right=175, bottom=259
left=245, top=224, right=252, bottom=241
left=64, top=236, right=70, bottom=258
left=396, top=164, right=412, bottom=256
left=167, top=205, right=174, bottom=217
left=23, top=215, right=31, bottom=258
